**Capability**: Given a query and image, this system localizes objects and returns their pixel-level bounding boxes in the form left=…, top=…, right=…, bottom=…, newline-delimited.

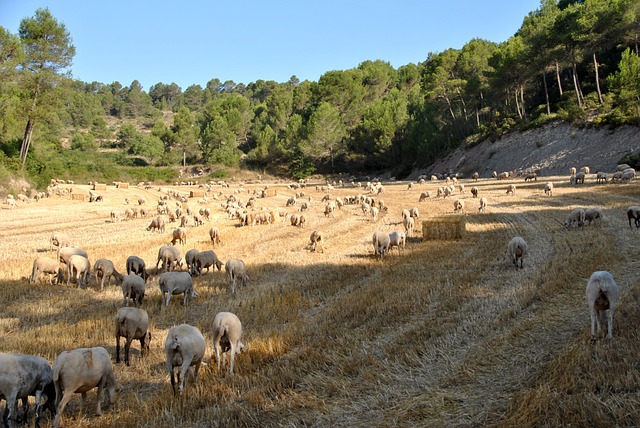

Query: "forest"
left=0, top=0, right=639, bottom=189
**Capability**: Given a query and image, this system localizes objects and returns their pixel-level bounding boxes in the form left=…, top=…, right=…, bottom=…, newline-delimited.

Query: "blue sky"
left=1, top=0, right=542, bottom=91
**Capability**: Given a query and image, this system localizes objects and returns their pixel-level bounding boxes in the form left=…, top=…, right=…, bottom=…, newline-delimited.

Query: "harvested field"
left=2, top=175, right=640, bottom=427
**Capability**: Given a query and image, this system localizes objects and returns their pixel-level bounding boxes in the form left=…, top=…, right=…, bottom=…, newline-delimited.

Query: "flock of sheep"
left=2, top=163, right=635, bottom=427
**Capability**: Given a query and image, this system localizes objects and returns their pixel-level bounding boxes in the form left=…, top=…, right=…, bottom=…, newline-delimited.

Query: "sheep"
left=57, top=247, right=88, bottom=267
left=544, top=182, right=553, bottom=196
left=584, top=208, right=603, bottom=226
left=596, top=171, right=608, bottom=184
left=409, top=207, right=420, bottom=219
left=52, top=347, right=116, bottom=428
left=372, top=231, right=391, bottom=259
left=478, top=197, right=487, bottom=213
left=586, top=271, right=619, bottom=340
left=67, top=255, right=90, bottom=288
left=121, top=274, right=146, bottom=306
left=30, top=256, right=62, bottom=285
left=115, top=307, right=151, bottom=366
left=564, top=208, right=586, bottom=229
left=184, top=249, right=200, bottom=275
left=309, top=230, right=325, bottom=253
left=388, top=230, right=406, bottom=254
left=419, top=191, right=431, bottom=202
left=627, top=206, right=640, bottom=228
left=470, top=187, right=478, bottom=198
left=93, top=258, right=123, bottom=289
left=290, top=213, right=306, bottom=227
left=156, top=245, right=182, bottom=272
left=171, top=227, right=187, bottom=246
left=621, top=168, right=636, bottom=183
left=0, top=353, right=55, bottom=428
left=194, top=250, right=223, bottom=275
left=212, top=312, right=245, bottom=375
left=209, top=227, right=221, bottom=246
left=523, top=173, right=537, bottom=182
left=146, top=216, right=165, bottom=233
left=571, top=171, right=586, bottom=184
left=369, top=206, right=379, bottom=221
left=579, top=166, right=590, bottom=174
left=471, top=172, right=479, bottom=181
left=165, top=324, right=205, bottom=396
left=570, top=167, right=577, bottom=175
left=497, top=172, right=509, bottom=180
left=159, top=272, right=195, bottom=306
left=506, top=184, right=516, bottom=195
left=453, top=199, right=465, bottom=213
left=401, top=208, right=410, bottom=220
left=507, top=236, right=528, bottom=269
left=403, top=216, right=415, bottom=237
left=50, top=232, right=71, bottom=252
left=125, top=255, right=148, bottom=281
left=225, top=258, right=249, bottom=295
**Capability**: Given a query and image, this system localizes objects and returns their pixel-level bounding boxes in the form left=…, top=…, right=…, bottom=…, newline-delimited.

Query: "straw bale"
left=117, top=182, right=129, bottom=189
left=264, top=188, right=277, bottom=197
left=422, top=217, right=465, bottom=240
left=190, top=190, right=205, bottom=198
left=93, top=183, right=107, bottom=191
left=71, top=193, right=85, bottom=201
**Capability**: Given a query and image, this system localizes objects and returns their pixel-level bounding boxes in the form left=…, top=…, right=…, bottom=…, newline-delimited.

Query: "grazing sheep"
left=290, top=213, right=305, bottom=227
left=497, top=172, right=509, bottom=180
left=184, top=249, right=200, bottom=275
left=403, top=216, right=415, bottom=237
left=372, top=231, right=391, bottom=259
left=171, top=227, right=187, bottom=246
left=564, top=208, right=586, bottom=229
left=146, top=216, right=165, bottom=233
left=57, top=247, right=88, bottom=267
left=627, top=206, right=640, bottom=228
left=125, top=256, right=148, bottom=281
left=419, top=191, right=431, bottom=202
left=570, top=167, right=577, bottom=175
left=471, top=172, right=479, bottom=181
left=570, top=171, right=586, bottom=184
left=50, top=232, right=71, bottom=252
left=579, top=166, right=590, bottom=174
left=370, top=206, right=379, bottom=221
left=30, top=256, right=62, bottom=285
left=165, top=324, right=205, bottom=396
left=586, top=271, right=619, bottom=340
left=212, top=312, right=245, bottom=375
left=156, top=245, right=182, bottom=272
left=225, top=258, right=249, bottom=295
left=401, top=208, right=410, bottom=220
left=67, top=255, right=90, bottom=288
left=121, top=274, right=146, bottom=306
left=621, top=168, right=636, bottom=183
left=159, top=272, right=195, bottom=306
left=52, top=347, right=116, bottom=428
left=491, top=171, right=498, bottom=179
left=0, top=353, right=55, bottom=428
left=544, top=182, right=553, bottom=196
left=309, top=230, right=325, bottom=253
left=506, top=184, right=516, bottom=195
left=115, top=307, right=151, bottom=366
left=478, top=197, right=487, bottom=213
left=596, top=171, right=608, bottom=184
left=209, top=227, right=221, bottom=246
left=524, top=173, right=537, bottom=182
left=507, top=236, right=528, bottom=269
left=388, top=230, right=406, bottom=254
left=194, top=250, right=223, bottom=275
left=409, top=207, right=420, bottom=219
left=584, top=208, right=603, bottom=226
left=324, top=203, right=335, bottom=218
left=93, top=258, right=123, bottom=289
left=470, top=187, right=478, bottom=198
left=453, top=199, right=465, bottom=213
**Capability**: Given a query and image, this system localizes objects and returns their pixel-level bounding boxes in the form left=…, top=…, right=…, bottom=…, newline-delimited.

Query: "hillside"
left=413, top=122, right=640, bottom=179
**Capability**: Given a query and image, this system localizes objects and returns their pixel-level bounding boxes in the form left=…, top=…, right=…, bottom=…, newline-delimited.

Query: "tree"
left=303, top=102, right=345, bottom=172
left=17, top=8, right=75, bottom=165
left=607, top=48, right=640, bottom=124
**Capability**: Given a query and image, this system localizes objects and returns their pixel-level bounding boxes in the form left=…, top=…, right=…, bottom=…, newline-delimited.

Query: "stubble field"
left=1, top=174, right=640, bottom=427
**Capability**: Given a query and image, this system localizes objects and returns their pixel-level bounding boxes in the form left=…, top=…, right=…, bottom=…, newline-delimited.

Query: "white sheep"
left=212, top=312, right=245, bottom=375
left=225, top=258, right=249, bottom=295
left=67, top=255, right=90, bottom=288
left=584, top=208, right=603, bottom=226
left=418, top=191, right=431, bottom=202
left=453, top=199, right=465, bottom=213
left=115, top=307, right=151, bottom=366
left=125, top=255, right=148, bottom=281
left=596, top=171, right=608, bottom=184
left=564, top=208, right=586, bottom=228
left=209, top=227, right=222, bottom=246
left=506, top=184, right=516, bottom=195
left=30, top=256, right=61, bottom=285
left=478, top=197, right=487, bottom=213
left=372, top=231, right=391, bottom=259
left=50, top=232, right=71, bottom=252
left=52, top=347, right=116, bottom=428
left=93, top=258, right=123, bottom=289
left=403, top=216, right=415, bottom=237
left=156, top=245, right=182, bottom=272
left=470, top=187, right=478, bottom=198
left=122, top=274, right=146, bottom=306
left=627, top=205, right=640, bottom=228
left=309, top=231, right=325, bottom=253
left=0, top=353, right=55, bottom=428
left=388, top=230, right=406, bottom=254
left=159, top=272, right=195, bottom=306
left=171, top=227, right=187, bottom=246
left=544, top=182, right=553, bottom=196
left=507, top=236, right=528, bottom=269
left=194, top=250, right=223, bottom=275
left=165, top=324, right=205, bottom=396
left=586, top=271, right=619, bottom=340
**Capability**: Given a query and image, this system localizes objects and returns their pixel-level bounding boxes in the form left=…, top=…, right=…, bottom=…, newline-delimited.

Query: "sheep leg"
left=116, top=335, right=121, bottom=363
left=229, top=343, right=236, bottom=375
left=214, top=342, right=222, bottom=371
left=5, top=395, right=17, bottom=428
left=606, top=309, right=614, bottom=339
left=53, top=391, right=74, bottom=428
left=178, top=360, right=192, bottom=395
left=95, top=381, right=104, bottom=416
left=170, top=368, right=177, bottom=396
left=193, top=361, right=202, bottom=384
left=125, top=337, right=133, bottom=366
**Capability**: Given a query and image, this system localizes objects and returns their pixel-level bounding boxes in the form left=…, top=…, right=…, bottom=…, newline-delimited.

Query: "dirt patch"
left=411, top=122, right=640, bottom=179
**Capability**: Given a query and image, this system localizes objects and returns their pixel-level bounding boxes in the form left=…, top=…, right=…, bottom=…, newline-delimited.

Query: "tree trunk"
left=593, top=52, right=604, bottom=105
left=572, top=64, right=582, bottom=107
left=542, top=71, right=551, bottom=115
left=514, top=88, right=522, bottom=119
left=20, top=119, right=36, bottom=166
left=520, top=85, right=526, bottom=120
left=556, top=62, right=563, bottom=96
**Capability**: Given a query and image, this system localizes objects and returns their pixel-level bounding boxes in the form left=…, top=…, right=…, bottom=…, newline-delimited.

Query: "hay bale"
left=264, top=188, right=277, bottom=197
left=190, top=190, right=205, bottom=198
left=93, top=183, right=106, bottom=191
left=117, top=182, right=129, bottom=189
left=71, top=193, right=85, bottom=201
left=422, top=217, right=465, bottom=240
